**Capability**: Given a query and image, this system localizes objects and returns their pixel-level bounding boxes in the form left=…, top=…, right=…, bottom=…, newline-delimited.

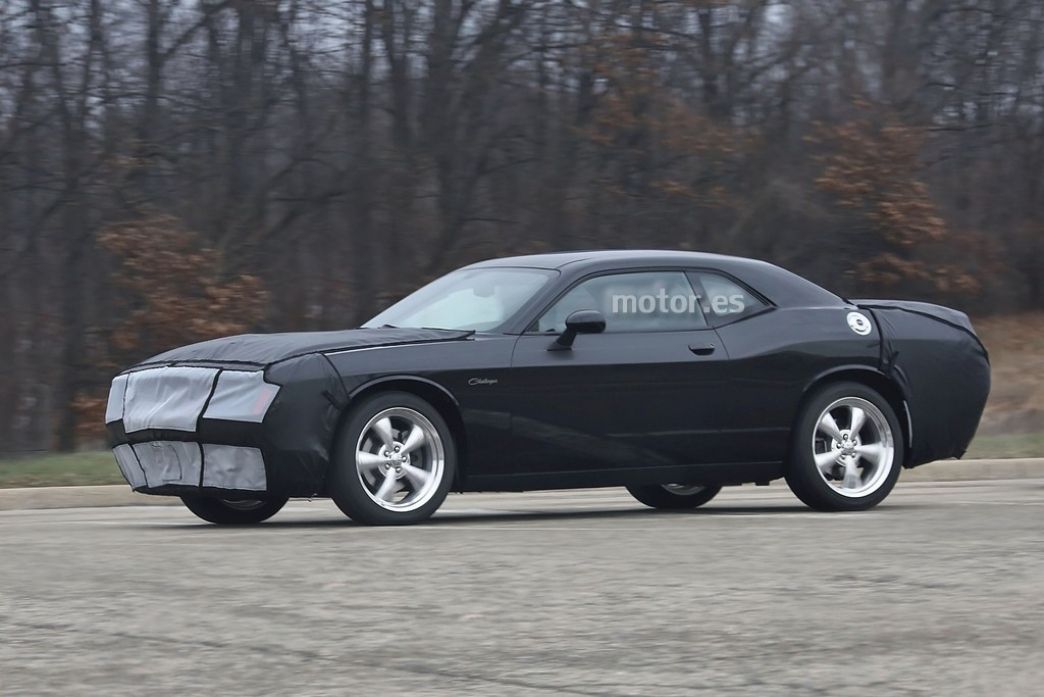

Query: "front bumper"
left=105, top=356, right=348, bottom=498
left=106, top=366, right=276, bottom=494
left=112, top=441, right=268, bottom=493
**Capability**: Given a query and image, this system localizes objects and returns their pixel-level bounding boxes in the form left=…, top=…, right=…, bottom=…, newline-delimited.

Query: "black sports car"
left=105, top=250, right=990, bottom=525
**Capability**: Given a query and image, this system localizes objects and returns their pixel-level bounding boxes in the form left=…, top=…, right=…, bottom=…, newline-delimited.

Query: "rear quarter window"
left=688, top=271, right=769, bottom=325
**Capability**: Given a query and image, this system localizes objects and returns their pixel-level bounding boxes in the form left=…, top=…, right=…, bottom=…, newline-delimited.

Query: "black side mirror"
left=549, top=309, right=606, bottom=350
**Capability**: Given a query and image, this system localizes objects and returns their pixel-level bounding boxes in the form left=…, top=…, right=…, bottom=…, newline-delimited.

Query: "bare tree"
left=1, top=0, right=1043, bottom=451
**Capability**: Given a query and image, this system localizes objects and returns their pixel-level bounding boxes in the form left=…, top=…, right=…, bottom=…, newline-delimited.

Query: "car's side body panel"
left=505, top=329, right=733, bottom=470
left=711, top=306, right=883, bottom=465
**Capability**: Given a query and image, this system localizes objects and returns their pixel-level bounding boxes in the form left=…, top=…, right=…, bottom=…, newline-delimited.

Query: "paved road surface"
left=1, top=480, right=1042, bottom=696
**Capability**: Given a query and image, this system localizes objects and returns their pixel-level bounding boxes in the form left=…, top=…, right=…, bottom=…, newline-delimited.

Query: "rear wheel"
left=627, top=483, right=722, bottom=510
left=785, top=381, right=903, bottom=511
left=180, top=495, right=288, bottom=524
left=329, top=391, right=456, bottom=525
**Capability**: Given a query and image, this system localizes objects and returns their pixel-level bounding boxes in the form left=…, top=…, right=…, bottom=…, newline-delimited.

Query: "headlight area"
left=202, top=370, right=281, bottom=423
left=106, top=367, right=282, bottom=431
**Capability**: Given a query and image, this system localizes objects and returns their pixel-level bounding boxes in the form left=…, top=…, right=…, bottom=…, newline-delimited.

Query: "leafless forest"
left=1, top=0, right=1043, bottom=452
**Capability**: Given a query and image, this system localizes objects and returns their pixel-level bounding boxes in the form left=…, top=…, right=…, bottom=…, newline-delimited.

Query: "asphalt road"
left=1, top=480, right=1042, bottom=697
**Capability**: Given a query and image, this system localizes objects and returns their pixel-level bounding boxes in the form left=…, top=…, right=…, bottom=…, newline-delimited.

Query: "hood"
left=134, top=327, right=474, bottom=369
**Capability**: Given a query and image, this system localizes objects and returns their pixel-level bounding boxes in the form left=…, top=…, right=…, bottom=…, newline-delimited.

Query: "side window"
left=689, top=271, right=767, bottom=324
left=534, top=271, right=707, bottom=334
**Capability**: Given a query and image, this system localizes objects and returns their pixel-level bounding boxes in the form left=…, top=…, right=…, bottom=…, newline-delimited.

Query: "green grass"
left=0, top=451, right=123, bottom=488
left=964, top=432, right=1044, bottom=460
left=0, top=432, right=1042, bottom=488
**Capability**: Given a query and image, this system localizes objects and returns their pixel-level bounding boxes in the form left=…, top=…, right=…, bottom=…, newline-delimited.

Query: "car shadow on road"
left=423, top=505, right=826, bottom=525
left=425, top=501, right=919, bottom=525
left=150, top=503, right=881, bottom=529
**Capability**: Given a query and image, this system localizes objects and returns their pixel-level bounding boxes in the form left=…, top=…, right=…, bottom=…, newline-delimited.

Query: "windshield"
left=364, top=267, right=557, bottom=332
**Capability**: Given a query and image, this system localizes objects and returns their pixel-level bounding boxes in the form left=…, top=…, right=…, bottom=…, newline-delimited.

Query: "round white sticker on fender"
left=847, top=311, right=872, bottom=336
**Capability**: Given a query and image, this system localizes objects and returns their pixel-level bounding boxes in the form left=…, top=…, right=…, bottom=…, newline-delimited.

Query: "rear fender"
left=798, top=365, right=913, bottom=462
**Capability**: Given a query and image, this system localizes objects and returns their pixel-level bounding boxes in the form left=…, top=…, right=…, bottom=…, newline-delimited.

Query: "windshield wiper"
left=421, top=327, right=478, bottom=336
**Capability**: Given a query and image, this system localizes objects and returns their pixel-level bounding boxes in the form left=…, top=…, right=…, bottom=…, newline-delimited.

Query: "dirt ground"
left=973, top=314, right=1044, bottom=440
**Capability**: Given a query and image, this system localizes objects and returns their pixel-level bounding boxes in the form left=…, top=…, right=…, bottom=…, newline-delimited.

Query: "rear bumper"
left=857, top=301, right=990, bottom=467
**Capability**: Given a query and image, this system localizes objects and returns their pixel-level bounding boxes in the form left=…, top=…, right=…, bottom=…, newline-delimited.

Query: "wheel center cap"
left=381, top=444, right=410, bottom=472
left=833, top=439, right=856, bottom=458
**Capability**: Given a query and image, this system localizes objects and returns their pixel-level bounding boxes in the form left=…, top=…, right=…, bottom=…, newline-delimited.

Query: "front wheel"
left=328, top=391, right=456, bottom=525
left=785, top=381, right=903, bottom=511
left=627, top=483, right=722, bottom=510
left=180, top=495, right=288, bottom=524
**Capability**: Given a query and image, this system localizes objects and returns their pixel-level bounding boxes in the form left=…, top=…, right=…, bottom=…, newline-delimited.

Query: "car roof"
left=469, top=249, right=847, bottom=310
left=470, top=249, right=746, bottom=271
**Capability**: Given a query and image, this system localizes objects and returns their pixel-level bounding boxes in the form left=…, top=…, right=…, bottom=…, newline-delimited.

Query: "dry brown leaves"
left=812, top=105, right=979, bottom=293
left=75, top=213, right=269, bottom=441
left=583, top=33, right=753, bottom=208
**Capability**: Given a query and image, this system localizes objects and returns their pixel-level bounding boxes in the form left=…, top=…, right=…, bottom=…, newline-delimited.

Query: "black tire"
left=627, top=483, right=722, bottom=510
left=328, top=391, right=456, bottom=525
left=180, top=495, right=288, bottom=524
left=785, top=381, right=904, bottom=512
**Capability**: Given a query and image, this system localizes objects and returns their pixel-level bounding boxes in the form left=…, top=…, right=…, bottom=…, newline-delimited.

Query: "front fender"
left=262, top=354, right=350, bottom=495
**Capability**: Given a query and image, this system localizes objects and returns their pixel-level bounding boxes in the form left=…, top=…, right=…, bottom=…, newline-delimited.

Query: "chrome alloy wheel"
left=811, top=397, right=895, bottom=498
left=355, top=407, right=445, bottom=512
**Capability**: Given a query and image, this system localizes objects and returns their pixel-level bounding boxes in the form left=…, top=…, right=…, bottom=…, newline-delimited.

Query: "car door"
left=506, top=269, right=734, bottom=480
